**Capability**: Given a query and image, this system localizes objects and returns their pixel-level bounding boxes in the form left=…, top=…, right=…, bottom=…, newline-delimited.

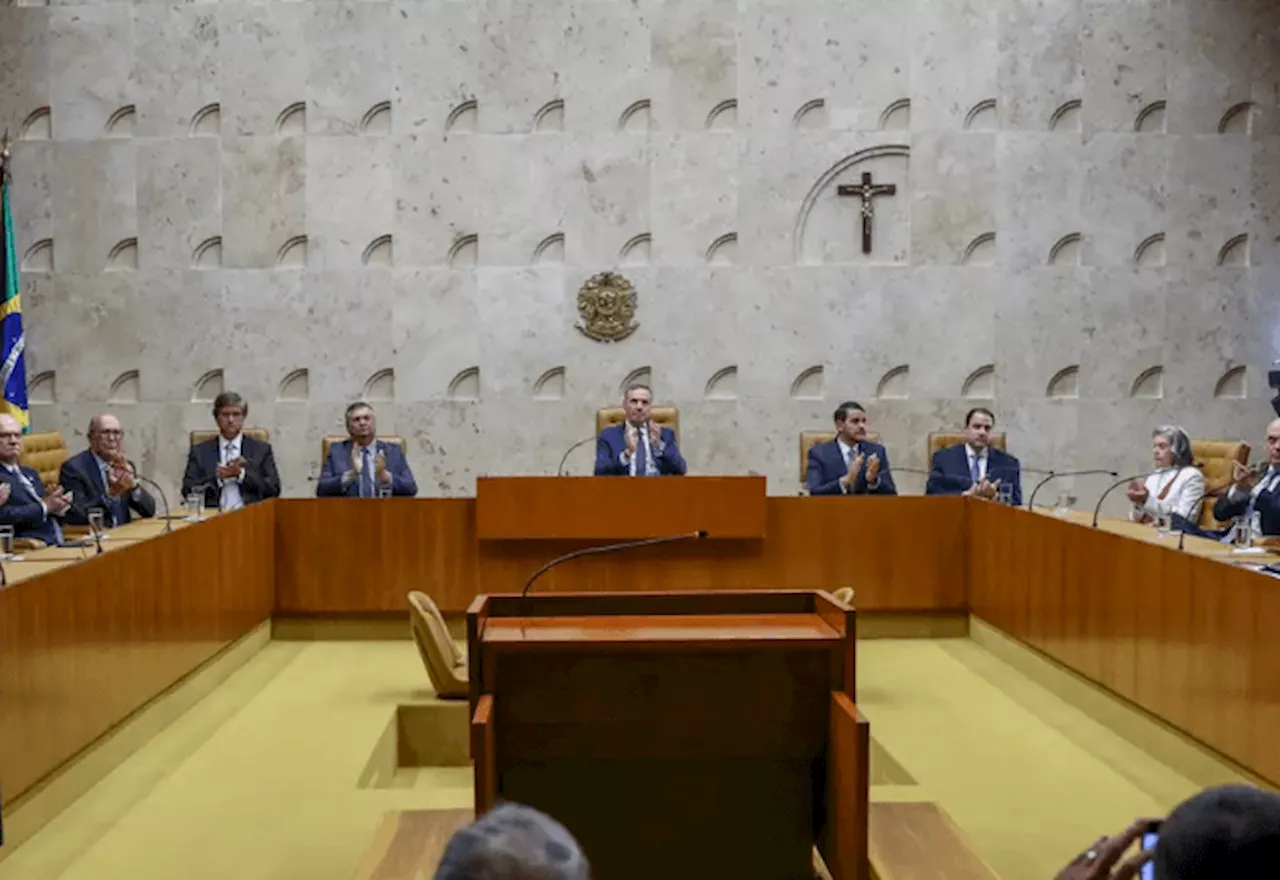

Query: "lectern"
left=467, top=590, right=869, bottom=880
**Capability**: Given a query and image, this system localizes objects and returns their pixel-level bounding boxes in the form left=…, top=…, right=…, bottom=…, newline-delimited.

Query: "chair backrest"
left=321, top=435, right=407, bottom=462
left=407, top=591, right=467, bottom=699
left=596, top=407, right=680, bottom=444
left=927, top=432, right=1007, bottom=463
left=20, top=430, right=69, bottom=488
left=190, top=428, right=271, bottom=447
left=799, top=431, right=880, bottom=486
left=1193, top=439, right=1251, bottom=528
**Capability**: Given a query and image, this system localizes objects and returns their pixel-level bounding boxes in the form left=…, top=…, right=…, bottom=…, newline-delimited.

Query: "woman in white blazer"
left=1127, top=425, right=1204, bottom=524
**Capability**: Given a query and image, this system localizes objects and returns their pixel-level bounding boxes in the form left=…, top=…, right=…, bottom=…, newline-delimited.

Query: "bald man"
left=1213, top=418, right=1280, bottom=537
left=59, top=413, right=156, bottom=527
left=0, top=413, right=72, bottom=545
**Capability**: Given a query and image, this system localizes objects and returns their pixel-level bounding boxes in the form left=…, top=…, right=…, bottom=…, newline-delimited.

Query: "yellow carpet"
left=0, top=638, right=1244, bottom=880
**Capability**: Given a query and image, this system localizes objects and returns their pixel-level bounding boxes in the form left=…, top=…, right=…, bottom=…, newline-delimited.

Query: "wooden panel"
left=821, top=692, right=870, bottom=880
left=475, top=476, right=767, bottom=539
left=276, top=497, right=967, bottom=613
left=352, top=809, right=473, bottom=880
left=482, top=613, right=842, bottom=648
left=470, top=695, right=495, bottom=814
left=0, top=503, right=274, bottom=805
left=868, top=802, right=997, bottom=880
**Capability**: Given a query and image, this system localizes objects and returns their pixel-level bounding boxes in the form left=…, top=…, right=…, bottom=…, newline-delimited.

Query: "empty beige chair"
left=408, top=591, right=468, bottom=700
left=831, top=587, right=854, bottom=606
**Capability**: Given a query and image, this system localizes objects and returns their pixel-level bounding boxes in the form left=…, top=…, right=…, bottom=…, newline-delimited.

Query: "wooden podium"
left=467, top=590, right=869, bottom=880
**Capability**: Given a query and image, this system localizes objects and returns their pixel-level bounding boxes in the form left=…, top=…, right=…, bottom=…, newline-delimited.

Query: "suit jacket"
left=316, top=439, right=418, bottom=497
left=1213, top=473, right=1280, bottom=536
left=59, top=449, right=156, bottom=526
left=0, top=464, right=62, bottom=545
left=806, top=439, right=897, bottom=496
left=181, top=435, right=282, bottom=509
left=926, top=444, right=1023, bottom=506
left=594, top=424, right=687, bottom=476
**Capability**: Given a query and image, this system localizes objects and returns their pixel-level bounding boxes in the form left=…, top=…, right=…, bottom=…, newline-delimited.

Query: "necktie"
left=360, top=447, right=374, bottom=497
left=220, top=442, right=243, bottom=511
left=101, top=462, right=124, bottom=526
left=970, top=454, right=981, bottom=484
left=634, top=432, right=648, bottom=477
left=1246, top=469, right=1276, bottom=537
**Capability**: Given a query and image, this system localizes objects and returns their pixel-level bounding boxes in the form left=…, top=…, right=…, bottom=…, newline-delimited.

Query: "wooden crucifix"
left=837, top=171, right=897, bottom=254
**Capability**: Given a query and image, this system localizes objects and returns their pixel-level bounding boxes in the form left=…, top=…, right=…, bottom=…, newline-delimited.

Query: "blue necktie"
left=100, top=463, right=124, bottom=526
left=359, top=447, right=374, bottom=497
left=634, top=434, right=648, bottom=477
left=970, top=454, right=981, bottom=484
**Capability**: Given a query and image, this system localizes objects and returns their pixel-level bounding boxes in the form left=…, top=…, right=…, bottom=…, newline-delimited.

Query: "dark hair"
left=833, top=401, right=865, bottom=423
left=1154, top=785, right=1280, bottom=880
left=623, top=383, right=651, bottom=400
left=965, top=407, right=995, bottom=428
left=213, top=391, right=248, bottom=418
left=345, top=401, right=374, bottom=423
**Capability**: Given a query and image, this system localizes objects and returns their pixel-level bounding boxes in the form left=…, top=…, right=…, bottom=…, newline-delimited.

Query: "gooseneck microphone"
left=1092, top=474, right=1150, bottom=527
left=129, top=473, right=172, bottom=532
left=557, top=437, right=599, bottom=476
left=1027, top=469, right=1120, bottom=511
left=521, top=530, right=709, bottom=598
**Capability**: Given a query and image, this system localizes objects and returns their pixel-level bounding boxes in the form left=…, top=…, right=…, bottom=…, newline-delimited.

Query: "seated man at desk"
left=181, top=391, right=281, bottom=511
left=0, top=413, right=71, bottom=544
left=60, top=413, right=156, bottom=527
left=1213, top=418, right=1280, bottom=537
left=594, top=383, right=687, bottom=476
left=806, top=401, right=896, bottom=495
left=316, top=401, right=417, bottom=497
left=926, top=407, right=1022, bottom=504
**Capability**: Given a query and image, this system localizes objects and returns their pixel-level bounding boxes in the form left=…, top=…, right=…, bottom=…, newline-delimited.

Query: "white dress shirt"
left=1130, top=466, right=1204, bottom=523
left=966, top=445, right=988, bottom=483
left=218, top=434, right=246, bottom=511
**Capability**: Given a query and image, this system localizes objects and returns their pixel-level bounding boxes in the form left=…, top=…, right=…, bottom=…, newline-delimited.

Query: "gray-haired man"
left=434, top=803, right=590, bottom=880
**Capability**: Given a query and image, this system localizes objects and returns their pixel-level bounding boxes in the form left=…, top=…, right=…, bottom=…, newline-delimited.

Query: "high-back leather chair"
left=321, top=435, right=407, bottom=462
left=596, top=407, right=680, bottom=444
left=190, top=428, right=271, bottom=447
left=19, top=430, right=69, bottom=488
left=927, top=432, right=1007, bottom=463
left=798, top=431, right=880, bottom=488
left=407, top=591, right=468, bottom=700
left=1193, top=439, right=1251, bottom=529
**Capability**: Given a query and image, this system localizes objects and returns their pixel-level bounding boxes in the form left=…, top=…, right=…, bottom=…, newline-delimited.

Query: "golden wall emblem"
left=575, top=272, right=638, bottom=343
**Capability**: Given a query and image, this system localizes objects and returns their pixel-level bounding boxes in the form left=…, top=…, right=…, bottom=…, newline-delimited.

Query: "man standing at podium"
left=594, top=384, right=687, bottom=476
left=806, top=401, right=896, bottom=495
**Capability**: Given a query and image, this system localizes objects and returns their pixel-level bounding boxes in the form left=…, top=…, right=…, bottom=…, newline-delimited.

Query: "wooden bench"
left=353, top=809, right=473, bottom=880
left=869, top=802, right=998, bottom=880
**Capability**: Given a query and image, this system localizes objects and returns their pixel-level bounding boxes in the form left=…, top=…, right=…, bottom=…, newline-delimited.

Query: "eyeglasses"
left=94, top=429, right=124, bottom=437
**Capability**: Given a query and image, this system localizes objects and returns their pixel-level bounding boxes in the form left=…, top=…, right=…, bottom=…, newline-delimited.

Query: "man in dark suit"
left=807, top=401, right=897, bottom=495
left=1213, top=418, right=1280, bottom=537
left=0, top=413, right=72, bottom=545
left=181, top=391, right=281, bottom=510
left=59, top=413, right=156, bottom=527
left=317, top=401, right=417, bottom=497
left=594, top=383, right=687, bottom=476
left=926, top=407, right=1022, bottom=505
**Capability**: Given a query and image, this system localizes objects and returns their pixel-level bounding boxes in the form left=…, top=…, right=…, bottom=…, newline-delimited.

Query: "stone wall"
left=1, top=0, right=1278, bottom=503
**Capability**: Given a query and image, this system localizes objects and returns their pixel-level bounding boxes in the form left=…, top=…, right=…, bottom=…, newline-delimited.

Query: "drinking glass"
left=0, top=525, right=14, bottom=559
left=1053, top=492, right=1072, bottom=517
left=1155, top=512, right=1171, bottom=536
left=1234, top=517, right=1254, bottom=548
left=87, top=508, right=105, bottom=538
left=377, top=484, right=393, bottom=500
left=997, top=483, right=1014, bottom=506
left=186, top=492, right=203, bottom=522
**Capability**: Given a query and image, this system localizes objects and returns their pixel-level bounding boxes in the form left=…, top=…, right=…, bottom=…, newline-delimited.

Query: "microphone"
left=557, top=437, right=598, bottom=476
left=129, top=473, right=172, bottom=532
left=521, top=530, right=708, bottom=598
left=1028, top=469, right=1120, bottom=511
left=1092, top=474, right=1151, bottom=527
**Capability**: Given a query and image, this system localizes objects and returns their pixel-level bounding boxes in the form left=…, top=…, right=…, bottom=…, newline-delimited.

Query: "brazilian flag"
left=1, top=151, right=28, bottom=434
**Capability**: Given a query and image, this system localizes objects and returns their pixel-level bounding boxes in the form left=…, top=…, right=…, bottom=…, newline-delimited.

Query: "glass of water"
left=0, top=524, right=14, bottom=559
left=1234, top=517, right=1254, bottom=548
left=997, top=483, right=1015, bottom=506
left=186, top=492, right=203, bottom=522
left=378, top=483, right=393, bottom=500
left=1053, top=492, right=1072, bottom=517
left=88, top=507, right=105, bottom=538
left=1155, top=512, right=1171, bottom=536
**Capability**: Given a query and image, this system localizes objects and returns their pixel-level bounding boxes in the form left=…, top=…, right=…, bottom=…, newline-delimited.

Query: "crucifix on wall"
left=837, top=171, right=897, bottom=254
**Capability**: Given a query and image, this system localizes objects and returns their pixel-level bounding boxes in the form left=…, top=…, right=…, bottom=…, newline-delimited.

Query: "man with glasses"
left=181, top=391, right=281, bottom=510
left=59, top=413, right=156, bottom=527
left=0, top=412, right=72, bottom=544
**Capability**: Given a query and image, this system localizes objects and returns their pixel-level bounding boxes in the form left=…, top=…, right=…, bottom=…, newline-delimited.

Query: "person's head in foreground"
left=433, top=803, right=590, bottom=880
left=1054, top=784, right=1280, bottom=880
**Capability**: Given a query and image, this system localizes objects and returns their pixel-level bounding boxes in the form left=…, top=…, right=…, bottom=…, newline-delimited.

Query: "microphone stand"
left=522, top=530, right=709, bottom=599
left=128, top=473, right=172, bottom=532
left=1028, top=469, right=1119, bottom=511
left=557, top=437, right=598, bottom=476
left=1092, top=474, right=1150, bottom=528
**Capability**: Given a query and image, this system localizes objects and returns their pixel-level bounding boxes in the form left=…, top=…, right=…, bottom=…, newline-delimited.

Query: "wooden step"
left=353, top=809, right=473, bottom=880
left=869, top=802, right=998, bottom=880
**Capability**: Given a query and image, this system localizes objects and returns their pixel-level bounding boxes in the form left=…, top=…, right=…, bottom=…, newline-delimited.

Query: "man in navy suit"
left=60, top=413, right=157, bottom=526
left=0, top=413, right=72, bottom=544
left=181, top=391, right=281, bottom=510
left=806, top=401, right=897, bottom=495
left=926, top=407, right=1022, bottom=505
left=317, top=401, right=417, bottom=497
left=1213, top=418, right=1280, bottom=537
left=594, top=383, right=687, bottom=476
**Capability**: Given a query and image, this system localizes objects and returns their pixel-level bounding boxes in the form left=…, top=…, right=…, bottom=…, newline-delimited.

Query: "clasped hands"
left=350, top=448, right=392, bottom=486
left=839, top=451, right=880, bottom=491
left=624, top=422, right=663, bottom=456
left=1125, top=480, right=1149, bottom=504
left=0, top=481, right=73, bottom=514
left=216, top=457, right=245, bottom=481
left=965, top=477, right=1002, bottom=501
left=106, top=459, right=136, bottom=498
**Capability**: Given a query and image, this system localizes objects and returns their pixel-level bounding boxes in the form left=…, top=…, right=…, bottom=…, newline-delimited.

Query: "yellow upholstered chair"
left=190, top=428, right=271, bottom=446
left=20, top=430, right=69, bottom=489
left=926, top=432, right=1006, bottom=463
left=408, top=591, right=468, bottom=700
left=798, top=431, right=880, bottom=488
left=1192, top=439, right=1251, bottom=529
left=321, top=435, right=407, bottom=462
left=596, top=407, right=680, bottom=444
left=830, top=586, right=854, bottom=606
